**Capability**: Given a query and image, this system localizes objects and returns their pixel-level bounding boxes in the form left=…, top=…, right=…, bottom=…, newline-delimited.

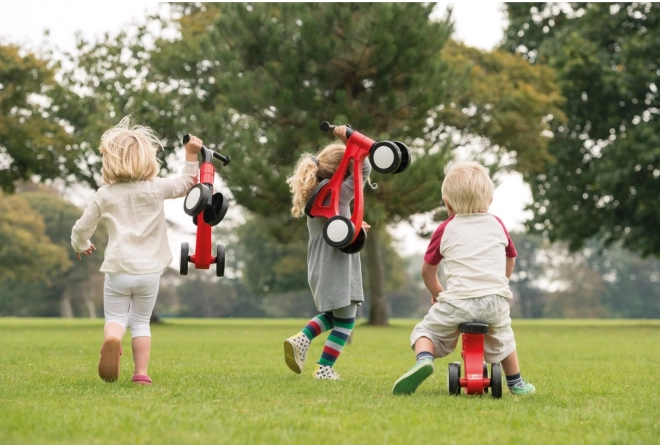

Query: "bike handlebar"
left=182, top=134, right=231, bottom=166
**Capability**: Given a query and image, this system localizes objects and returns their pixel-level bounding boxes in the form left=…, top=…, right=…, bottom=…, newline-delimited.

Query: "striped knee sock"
left=301, top=313, right=334, bottom=340
left=318, top=314, right=355, bottom=366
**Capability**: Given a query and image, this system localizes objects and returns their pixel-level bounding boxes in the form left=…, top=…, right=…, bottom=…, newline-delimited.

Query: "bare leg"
left=104, top=322, right=126, bottom=340
left=501, top=349, right=521, bottom=376
left=393, top=336, right=436, bottom=395
left=414, top=336, right=436, bottom=356
left=132, top=336, right=151, bottom=376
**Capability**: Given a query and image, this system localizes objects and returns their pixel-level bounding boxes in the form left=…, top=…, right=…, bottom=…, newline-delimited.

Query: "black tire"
left=304, top=179, right=330, bottom=217
left=184, top=183, right=212, bottom=217
left=392, top=142, right=411, bottom=174
left=448, top=362, right=461, bottom=396
left=180, top=242, right=189, bottom=275
left=204, top=192, right=229, bottom=226
left=339, top=227, right=367, bottom=254
left=491, top=363, right=502, bottom=399
left=369, top=141, right=401, bottom=174
left=215, top=244, right=226, bottom=278
left=322, top=216, right=355, bottom=248
left=483, top=362, right=489, bottom=394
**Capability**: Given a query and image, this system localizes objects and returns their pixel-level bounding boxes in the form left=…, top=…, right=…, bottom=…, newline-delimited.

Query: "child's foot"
left=132, top=375, right=152, bottom=386
left=313, top=363, right=341, bottom=380
left=98, top=337, right=122, bottom=382
left=509, top=380, right=536, bottom=395
left=284, top=332, right=310, bottom=374
left=392, top=359, right=434, bottom=395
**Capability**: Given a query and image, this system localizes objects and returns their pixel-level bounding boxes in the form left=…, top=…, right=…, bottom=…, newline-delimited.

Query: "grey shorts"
left=410, top=295, right=516, bottom=363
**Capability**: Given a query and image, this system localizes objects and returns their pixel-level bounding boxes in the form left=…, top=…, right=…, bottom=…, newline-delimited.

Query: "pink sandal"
left=132, top=375, right=152, bottom=385
left=98, top=337, right=122, bottom=382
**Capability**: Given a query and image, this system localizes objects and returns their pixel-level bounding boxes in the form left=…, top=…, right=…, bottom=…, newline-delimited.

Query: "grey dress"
left=306, top=160, right=372, bottom=312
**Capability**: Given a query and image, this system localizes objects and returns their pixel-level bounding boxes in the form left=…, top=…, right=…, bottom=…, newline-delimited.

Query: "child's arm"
left=157, top=136, right=203, bottom=199
left=506, top=257, right=515, bottom=279
left=421, top=261, right=444, bottom=304
left=71, top=193, right=101, bottom=260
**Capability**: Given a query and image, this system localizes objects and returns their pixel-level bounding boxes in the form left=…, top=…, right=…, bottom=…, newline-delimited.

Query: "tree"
left=0, top=45, right=90, bottom=192
left=0, top=192, right=70, bottom=284
left=67, top=3, right=564, bottom=325
left=503, top=2, right=660, bottom=257
left=20, top=190, right=107, bottom=317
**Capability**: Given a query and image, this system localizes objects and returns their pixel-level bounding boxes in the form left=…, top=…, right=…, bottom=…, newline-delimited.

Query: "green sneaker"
left=392, top=360, right=434, bottom=395
left=509, top=380, right=536, bottom=395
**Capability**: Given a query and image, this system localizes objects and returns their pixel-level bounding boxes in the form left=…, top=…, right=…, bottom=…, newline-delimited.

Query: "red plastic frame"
left=459, top=332, right=491, bottom=395
left=306, top=131, right=374, bottom=243
left=189, top=162, right=216, bottom=269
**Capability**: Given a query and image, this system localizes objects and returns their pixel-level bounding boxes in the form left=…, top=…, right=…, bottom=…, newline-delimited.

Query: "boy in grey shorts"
left=392, top=161, right=535, bottom=396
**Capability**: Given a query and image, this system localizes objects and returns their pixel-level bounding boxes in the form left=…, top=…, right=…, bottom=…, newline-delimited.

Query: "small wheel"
left=448, top=362, right=461, bottom=396
left=215, top=244, right=226, bottom=278
left=392, top=142, right=411, bottom=174
left=483, top=362, right=489, bottom=394
left=490, top=363, right=502, bottom=399
left=204, top=192, right=229, bottom=226
left=339, top=227, right=367, bottom=254
left=304, top=179, right=330, bottom=217
left=369, top=141, right=401, bottom=174
left=323, top=216, right=355, bottom=248
left=180, top=242, right=189, bottom=275
left=184, top=183, right=212, bottom=217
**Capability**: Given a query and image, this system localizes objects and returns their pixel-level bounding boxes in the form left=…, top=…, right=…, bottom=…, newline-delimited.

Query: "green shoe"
left=392, top=360, right=434, bottom=395
left=509, top=380, right=536, bottom=395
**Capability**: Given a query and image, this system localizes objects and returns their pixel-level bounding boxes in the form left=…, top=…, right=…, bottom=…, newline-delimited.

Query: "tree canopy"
left=504, top=2, right=660, bottom=256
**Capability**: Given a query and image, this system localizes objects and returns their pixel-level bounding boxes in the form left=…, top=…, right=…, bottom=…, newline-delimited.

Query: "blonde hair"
left=286, top=144, right=346, bottom=218
left=99, top=116, right=162, bottom=184
left=441, top=160, right=494, bottom=214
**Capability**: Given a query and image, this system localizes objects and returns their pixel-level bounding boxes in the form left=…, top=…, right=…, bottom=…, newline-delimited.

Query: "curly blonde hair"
left=286, top=143, right=346, bottom=218
left=441, top=160, right=494, bottom=214
left=99, top=116, right=162, bottom=184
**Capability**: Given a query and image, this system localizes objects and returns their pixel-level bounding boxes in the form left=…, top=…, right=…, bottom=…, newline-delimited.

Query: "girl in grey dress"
left=283, top=125, right=372, bottom=380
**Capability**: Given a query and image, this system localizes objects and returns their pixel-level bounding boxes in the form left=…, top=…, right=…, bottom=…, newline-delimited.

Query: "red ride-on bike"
left=304, top=121, right=411, bottom=254
left=180, top=134, right=230, bottom=277
left=447, top=322, right=503, bottom=398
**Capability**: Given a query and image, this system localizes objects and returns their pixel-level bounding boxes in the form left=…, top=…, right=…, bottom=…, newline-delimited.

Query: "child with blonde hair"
left=283, top=125, right=371, bottom=380
left=71, top=116, right=203, bottom=385
left=392, top=160, right=535, bottom=395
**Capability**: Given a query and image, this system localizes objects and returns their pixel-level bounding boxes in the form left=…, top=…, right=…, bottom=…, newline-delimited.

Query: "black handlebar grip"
left=182, top=134, right=191, bottom=145
left=319, top=122, right=353, bottom=138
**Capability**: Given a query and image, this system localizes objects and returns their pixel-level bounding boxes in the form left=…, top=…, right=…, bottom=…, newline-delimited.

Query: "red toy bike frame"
left=305, top=121, right=411, bottom=253
left=180, top=135, right=230, bottom=277
left=306, top=128, right=373, bottom=245
left=448, top=322, right=503, bottom=398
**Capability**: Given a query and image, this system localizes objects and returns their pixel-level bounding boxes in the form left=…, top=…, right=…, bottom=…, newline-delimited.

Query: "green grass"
left=1, top=318, right=659, bottom=444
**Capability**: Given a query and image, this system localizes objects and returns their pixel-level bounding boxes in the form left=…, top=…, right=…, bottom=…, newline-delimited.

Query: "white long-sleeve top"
left=71, top=161, right=199, bottom=274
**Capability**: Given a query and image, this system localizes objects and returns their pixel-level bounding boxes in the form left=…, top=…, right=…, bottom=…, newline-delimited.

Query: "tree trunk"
left=60, top=289, right=74, bottom=318
left=365, top=225, right=389, bottom=326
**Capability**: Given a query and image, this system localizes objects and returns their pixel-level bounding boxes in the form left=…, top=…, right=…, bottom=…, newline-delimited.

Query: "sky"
left=0, top=1, right=531, bottom=259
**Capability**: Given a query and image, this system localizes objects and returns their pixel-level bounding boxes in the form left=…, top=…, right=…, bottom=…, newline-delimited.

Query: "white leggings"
left=104, top=272, right=160, bottom=338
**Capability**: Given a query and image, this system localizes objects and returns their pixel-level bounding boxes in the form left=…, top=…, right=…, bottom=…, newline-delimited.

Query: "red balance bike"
left=180, top=134, right=230, bottom=277
left=448, top=322, right=503, bottom=398
left=304, top=121, right=411, bottom=254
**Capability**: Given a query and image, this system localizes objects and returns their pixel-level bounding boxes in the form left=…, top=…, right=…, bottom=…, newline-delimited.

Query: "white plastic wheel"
left=326, top=218, right=350, bottom=243
left=373, top=145, right=396, bottom=170
left=185, top=187, right=202, bottom=211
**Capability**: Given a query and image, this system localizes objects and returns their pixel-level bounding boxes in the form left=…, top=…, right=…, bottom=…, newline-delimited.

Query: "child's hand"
left=361, top=221, right=371, bottom=232
left=431, top=293, right=440, bottom=304
left=77, top=244, right=96, bottom=260
left=185, top=135, right=203, bottom=161
left=333, top=125, right=349, bottom=144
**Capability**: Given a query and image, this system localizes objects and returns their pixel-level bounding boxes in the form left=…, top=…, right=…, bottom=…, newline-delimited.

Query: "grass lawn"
left=1, top=318, right=659, bottom=444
